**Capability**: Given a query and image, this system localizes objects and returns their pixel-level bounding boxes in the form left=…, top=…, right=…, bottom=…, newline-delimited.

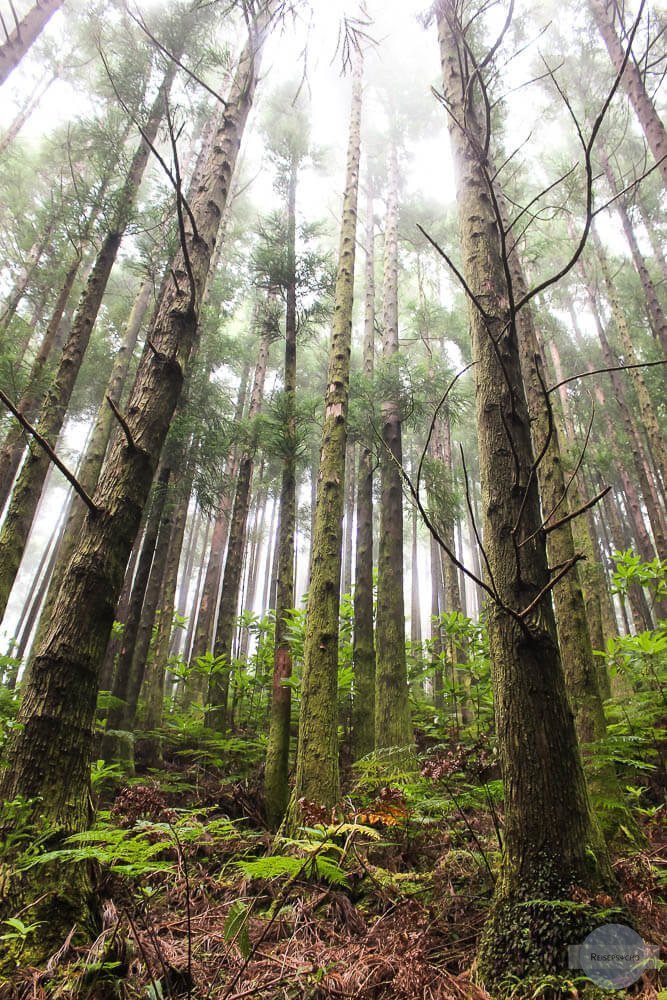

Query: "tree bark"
left=0, top=63, right=178, bottom=619
left=0, top=0, right=64, bottom=86
left=588, top=0, right=667, bottom=187
left=601, top=155, right=667, bottom=358
left=437, top=4, right=617, bottom=988
left=375, top=135, right=414, bottom=758
left=0, top=12, right=274, bottom=962
left=29, top=277, right=153, bottom=656
left=504, top=202, right=638, bottom=844
left=292, top=59, right=362, bottom=815
left=265, top=153, right=299, bottom=826
left=352, top=181, right=376, bottom=761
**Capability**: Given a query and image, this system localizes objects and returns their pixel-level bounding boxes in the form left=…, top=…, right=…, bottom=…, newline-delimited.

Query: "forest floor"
left=1, top=724, right=665, bottom=1000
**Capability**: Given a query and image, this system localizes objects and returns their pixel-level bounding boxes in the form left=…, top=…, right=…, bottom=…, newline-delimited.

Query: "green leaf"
left=224, top=901, right=251, bottom=959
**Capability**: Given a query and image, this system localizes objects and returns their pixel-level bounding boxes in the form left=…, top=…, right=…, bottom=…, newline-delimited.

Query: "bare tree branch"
left=0, top=388, right=99, bottom=515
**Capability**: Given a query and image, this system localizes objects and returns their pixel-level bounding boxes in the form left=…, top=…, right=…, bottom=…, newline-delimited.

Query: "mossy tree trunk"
left=436, top=3, right=619, bottom=990
left=0, top=6, right=274, bottom=966
left=352, top=181, right=376, bottom=761
left=375, top=135, right=414, bottom=758
left=0, top=61, right=178, bottom=620
left=265, top=156, right=298, bottom=827
left=430, top=532, right=444, bottom=710
left=501, top=201, right=641, bottom=846
left=29, top=278, right=154, bottom=661
left=292, top=59, right=362, bottom=814
left=141, top=465, right=196, bottom=761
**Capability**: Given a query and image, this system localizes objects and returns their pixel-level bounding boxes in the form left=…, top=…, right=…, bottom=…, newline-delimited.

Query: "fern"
left=237, top=853, right=348, bottom=886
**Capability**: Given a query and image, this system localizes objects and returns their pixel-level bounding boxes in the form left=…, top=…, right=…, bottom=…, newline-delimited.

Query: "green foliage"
left=611, top=549, right=667, bottom=618
left=224, top=900, right=251, bottom=958
left=0, top=796, right=50, bottom=865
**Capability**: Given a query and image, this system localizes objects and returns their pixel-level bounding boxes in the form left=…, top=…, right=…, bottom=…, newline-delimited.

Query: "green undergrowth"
left=0, top=712, right=662, bottom=1000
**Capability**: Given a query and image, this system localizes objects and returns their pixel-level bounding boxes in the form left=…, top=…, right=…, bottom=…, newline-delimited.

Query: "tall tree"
left=375, top=134, right=414, bottom=756
left=291, top=57, right=362, bottom=815
left=0, top=2, right=276, bottom=965
left=352, top=182, right=376, bottom=760
left=264, top=86, right=310, bottom=827
left=435, top=2, right=618, bottom=990
left=207, top=305, right=273, bottom=730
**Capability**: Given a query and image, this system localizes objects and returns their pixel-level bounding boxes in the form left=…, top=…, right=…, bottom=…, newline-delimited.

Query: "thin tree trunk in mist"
left=104, top=462, right=171, bottom=733
left=601, top=155, right=667, bottom=358
left=0, top=220, right=55, bottom=330
left=0, top=0, right=64, bottom=86
left=0, top=69, right=57, bottom=155
left=188, top=360, right=250, bottom=670
left=588, top=0, right=667, bottom=187
left=207, top=317, right=272, bottom=731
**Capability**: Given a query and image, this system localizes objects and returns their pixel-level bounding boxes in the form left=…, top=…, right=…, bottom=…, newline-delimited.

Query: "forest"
left=0, top=0, right=664, bottom=996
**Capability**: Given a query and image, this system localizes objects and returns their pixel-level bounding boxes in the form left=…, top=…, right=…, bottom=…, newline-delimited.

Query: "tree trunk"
left=265, top=154, right=298, bottom=827
left=29, top=277, right=153, bottom=656
left=0, top=69, right=56, bottom=156
left=430, top=532, right=444, bottom=709
left=291, top=59, right=362, bottom=816
left=104, top=463, right=171, bottom=734
left=601, top=155, right=667, bottom=358
left=0, top=19, right=271, bottom=953
left=141, top=471, right=194, bottom=762
left=410, top=506, right=422, bottom=649
left=375, top=135, right=413, bottom=758
left=342, top=440, right=355, bottom=598
left=352, top=182, right=376, bottom=761
left=592, top=225, right=667, bottom=495
left=584, top=281, right=666, bottom=561
left=0, top=220, right=55, bottom=330
left=188, top=361, right=250, bottom=670
left=437, top=5, right=617, bottom=989
left=637, top=193, right=667, bottom=285
left=207, top=316, right=272, bottom=730
left=504, top=201, right=638, bottom=844
left=0, top=257, right=80, bottom=515
left=588, top=0, right=667, bottom=187
left=0, top=0, right=64, bottom=86
left=0, top=63, right=178, bottom=619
